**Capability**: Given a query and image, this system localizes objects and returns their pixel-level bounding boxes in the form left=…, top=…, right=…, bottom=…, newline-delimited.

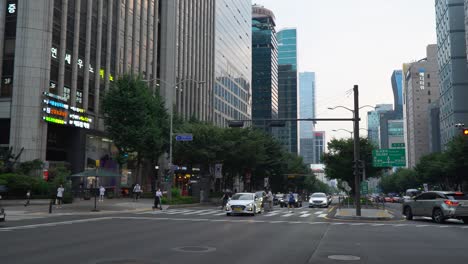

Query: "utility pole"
left=353, top=85, right=361, bottom=216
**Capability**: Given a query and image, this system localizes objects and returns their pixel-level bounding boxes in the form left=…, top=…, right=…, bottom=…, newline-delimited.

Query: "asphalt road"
left=1, top=203, right=467, bottom=264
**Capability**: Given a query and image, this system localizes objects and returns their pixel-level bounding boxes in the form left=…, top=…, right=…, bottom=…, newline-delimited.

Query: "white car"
left=225, top=193, right=262, bottom=216
left=309, top=192, right=329, bottom=208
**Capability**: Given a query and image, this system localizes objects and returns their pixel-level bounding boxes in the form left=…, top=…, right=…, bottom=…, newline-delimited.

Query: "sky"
left=253, top=0, right=437, bottom=147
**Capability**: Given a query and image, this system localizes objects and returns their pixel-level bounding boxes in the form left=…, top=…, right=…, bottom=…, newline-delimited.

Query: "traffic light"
left=463, top=129, right=468, bottom=136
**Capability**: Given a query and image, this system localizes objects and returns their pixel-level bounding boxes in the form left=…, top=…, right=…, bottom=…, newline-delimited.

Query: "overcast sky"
left=252, top=0, right=437, bottom=147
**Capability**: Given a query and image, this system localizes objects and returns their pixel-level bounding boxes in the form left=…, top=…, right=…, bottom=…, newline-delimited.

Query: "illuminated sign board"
left=42, top=92, right=92, bottom=129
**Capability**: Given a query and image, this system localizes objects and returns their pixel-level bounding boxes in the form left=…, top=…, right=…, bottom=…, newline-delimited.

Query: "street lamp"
left=143, top=77, right=205, bottom=193
left=332, top=128, right=368, bottom=138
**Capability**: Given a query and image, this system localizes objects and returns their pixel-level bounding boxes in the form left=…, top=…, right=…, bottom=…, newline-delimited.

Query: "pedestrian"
left=267, top=189, right=273, bottom=212
left=56, top=184, right=65, bottom=208
left=288, top=191, right=295, bottom=213
left=133, top=184, right=141, bottom=201
left=221, top=192, right=230, bottom=210
left=24, top=190, right=31, bottom=206
left=99, top=186, right=106, bottom=202
left=153, top=188, right=163, bottom=210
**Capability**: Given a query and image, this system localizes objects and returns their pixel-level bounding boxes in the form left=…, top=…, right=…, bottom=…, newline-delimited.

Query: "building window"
left=77, top=91, right=83, bottom=104
left=427, top=73, right=430, bottom=78
left=427, top=82, right=431, bottom=87
left=428, top=99, right=431, bottom=103
left=428, top=90, right=431, bottom=95
left=64, top=86, right=71, bottom=101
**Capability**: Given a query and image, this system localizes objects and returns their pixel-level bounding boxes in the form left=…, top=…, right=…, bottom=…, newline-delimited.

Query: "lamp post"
left=143, top=77, right=205, bottom=199
left=332, top=128, right=369, bottom=138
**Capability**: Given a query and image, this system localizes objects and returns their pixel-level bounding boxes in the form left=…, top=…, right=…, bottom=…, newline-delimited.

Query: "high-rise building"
left=160, top=0, right=215, bottom=122
left=391, top=70, right=403, bottom=116
left=276, top=28, right=298, bottom=154
left=313, top=131, right=325, bottom=164
left=429, top=100, right=442, bottom=153
left=213, top=0, right=251, bottom=127
left=435, top=0, right=468, bottom=147
left=299, top=72, right=315, bottom=164
left=403, top=44, right=440, bottom=168
left=0, top=0, right=219, bottom=176
left=251, top=5, right=278, bottom=132
left=367, top=104, right=393, bottom=147
left=378, top=111, right=402, bottom=149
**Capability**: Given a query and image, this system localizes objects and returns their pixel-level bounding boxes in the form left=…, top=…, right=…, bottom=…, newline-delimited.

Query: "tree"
left=380, top=168, right=420, bottom=194
left=102, top=75, right=169, bottom=183
left=322, top=137, right=382, bottom=193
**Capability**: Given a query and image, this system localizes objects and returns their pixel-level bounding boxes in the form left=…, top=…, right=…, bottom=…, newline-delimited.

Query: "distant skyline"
left=253, top=0, right=437, bottom=148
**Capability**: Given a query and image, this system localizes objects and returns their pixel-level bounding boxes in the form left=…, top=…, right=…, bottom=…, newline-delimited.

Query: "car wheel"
left=461, top=217, right=468, bottom=224
left=432, top=208, right=444, bottom=223
left=404, top=206, right=413, bottom=220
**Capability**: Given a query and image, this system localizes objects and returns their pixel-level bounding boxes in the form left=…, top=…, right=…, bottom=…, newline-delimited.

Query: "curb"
left=333, top=215, right=394, bottom=221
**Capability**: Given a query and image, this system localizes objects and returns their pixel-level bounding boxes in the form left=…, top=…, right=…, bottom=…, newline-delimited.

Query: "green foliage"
left=379, top=168, right=420, bottom=194
left=161, top=196, right=195, bottom=205
left=0, top=173, right=50, bottom=196
left=322, top=137, right=383, bottom=192
left=171, top=187, right=181, bottom=198
left=102, top=74, right=169, bottom=163
left=304, top=176, right=331, bottom=193
left=16, top=159, right=43, bottom=175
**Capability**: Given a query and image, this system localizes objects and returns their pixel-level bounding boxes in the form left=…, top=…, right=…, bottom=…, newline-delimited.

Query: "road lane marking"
left=299, top=213, right=311, bottom=218
left=165, top=209, right=192, bottom=214
left=197, top=210, right=222, bottom=215
left=318, top=214, right=327, bottom=218
left=416, top=225, right=430, bottom=227
left=182, top=209, right=211, bottom=215
left=314, top=211, right=324, bottom=215
left=264, top=211, right=280, bottom=216
left=214, top=212, right=228, bottom=216
left=0, top=217, right=112, bottom=231
left=281, top=213, right=294, bottom=217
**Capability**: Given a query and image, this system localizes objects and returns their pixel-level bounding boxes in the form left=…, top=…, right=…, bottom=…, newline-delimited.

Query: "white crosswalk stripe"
left=318, top=214, right=327, bottom=218
left=197, top=210, right=221, bottom=215
left=182, top=209, right=212, bottom=215
left=264, top=211, right=281, bottom=217
left=299, top=213, right=311, bottom=218
left=281, top=213, right=294, bottom=217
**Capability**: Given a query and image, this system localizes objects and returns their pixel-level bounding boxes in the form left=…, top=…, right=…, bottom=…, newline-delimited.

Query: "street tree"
left=102, top=75, right=169, bottom=183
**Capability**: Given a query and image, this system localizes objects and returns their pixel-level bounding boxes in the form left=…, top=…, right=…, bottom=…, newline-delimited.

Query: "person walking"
left=221, top=192, right=230, bottom=210
left=56, top=184, right=65, bottom=208
left=24, top=190, right=31, bottom=206
left=133, top=184, right=142, bottom=201
left=153, top=188, right=163, bottom=210
left=99, top=186, right=106, bottom=202
left=287, top=191, right=295, bottom=213
left=267, top=189, right=274, bottom=212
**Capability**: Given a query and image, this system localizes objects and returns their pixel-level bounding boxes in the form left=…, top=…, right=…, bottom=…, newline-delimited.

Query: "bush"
left=161, top=196, right=196, bottom=205
left=171, top=188, right=181, bottom=198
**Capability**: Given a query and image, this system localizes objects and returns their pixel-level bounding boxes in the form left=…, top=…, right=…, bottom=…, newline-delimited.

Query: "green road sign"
left=391, top=143, right=405, bottom=148
left=360, top=181, right=368, bottom=195
left=372, top=149, right=406, bottom=167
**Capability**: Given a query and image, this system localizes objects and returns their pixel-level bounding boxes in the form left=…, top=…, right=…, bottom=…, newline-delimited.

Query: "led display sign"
left=42, top=92, right=92, bottom=129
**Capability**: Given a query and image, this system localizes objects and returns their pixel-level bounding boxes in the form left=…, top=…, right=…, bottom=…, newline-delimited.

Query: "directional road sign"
left=360, top=181, right=368, bottom=195
left=175, top=133, right=193, bottom=141
left=372, top=149, right=406, bottom=167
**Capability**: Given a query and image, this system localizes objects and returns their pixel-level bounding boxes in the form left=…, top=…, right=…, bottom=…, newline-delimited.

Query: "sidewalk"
left=334, top=208, right=394, bottom=220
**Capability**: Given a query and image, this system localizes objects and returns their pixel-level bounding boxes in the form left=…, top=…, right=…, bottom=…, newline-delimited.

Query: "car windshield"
left=311, top=193, right=326, bottom=197
left=230, top=194, right=253, bottom=200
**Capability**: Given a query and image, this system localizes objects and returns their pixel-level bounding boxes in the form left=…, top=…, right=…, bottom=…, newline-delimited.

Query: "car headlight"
left=247, top=203, right=254, bottom=208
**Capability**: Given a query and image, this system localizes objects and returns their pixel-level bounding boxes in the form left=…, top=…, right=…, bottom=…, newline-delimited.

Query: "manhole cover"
left=95, top=260, right=159, bottom=264
left=172, top=246, right=216, bottom=253
left=328, top=255, right=361, bottom=261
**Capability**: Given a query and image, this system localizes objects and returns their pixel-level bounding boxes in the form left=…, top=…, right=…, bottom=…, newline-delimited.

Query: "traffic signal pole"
left=353, top=85, right=361, bottom=216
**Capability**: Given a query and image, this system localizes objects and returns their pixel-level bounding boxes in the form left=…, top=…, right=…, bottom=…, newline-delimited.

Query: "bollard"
left=49, top=199, right=53, bottom=214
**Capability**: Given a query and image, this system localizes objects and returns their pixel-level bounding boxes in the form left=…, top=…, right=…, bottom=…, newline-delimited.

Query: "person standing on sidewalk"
left=153, top=188, right=163, bottom=210
left=99, top=186, right=106, bottom=202
left=24, top=190, right=31, bottom=206
left=56, top=185, right=65, bottom=208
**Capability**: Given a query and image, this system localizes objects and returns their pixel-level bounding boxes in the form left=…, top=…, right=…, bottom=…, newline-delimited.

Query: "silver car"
left=225, top=193, right=262, bottom=216
left=309, top=192, right=329, bottom=208
left=402, top=191, right=468, bottom=223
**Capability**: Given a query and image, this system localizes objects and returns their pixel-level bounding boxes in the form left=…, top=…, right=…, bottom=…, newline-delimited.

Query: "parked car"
left=225, top=193, right=262, bottom=216
left=391, top=196, right=402, bottom=203
left=402, top=191, right=468, bottom=223
left=309, top=192, right=329, bottom=208
left=279, top=193, right=302, bottom=208
left=0, top=194, right=5, bottom=222
left=384, top=196, right=393, bottom=203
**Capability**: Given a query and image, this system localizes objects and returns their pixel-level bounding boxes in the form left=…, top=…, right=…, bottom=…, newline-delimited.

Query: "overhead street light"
left=143, top=77, right=205, bottom=198
left=328, top=105, right=375, bottom=113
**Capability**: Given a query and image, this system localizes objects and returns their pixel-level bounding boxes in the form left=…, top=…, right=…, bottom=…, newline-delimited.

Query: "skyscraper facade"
left=276, top=28, right=298, bottom=154
left=435, top=0, right=468, bottom=147
left=299, top=72, right=315, bottom=164
left=160, top=0, right=215, bottom=122
left=367, top=104, right=393, bottom=147
left=391, top=70, right=403, bottom=116
left=313, top=131, right=325, bottom=164
left=214, top=0, right=252, bottom=127
left=403, top=45, right=440, bottom=168
left=0, top=0, right=162, bottom=170
left=251, top=5, right=278, bottom=131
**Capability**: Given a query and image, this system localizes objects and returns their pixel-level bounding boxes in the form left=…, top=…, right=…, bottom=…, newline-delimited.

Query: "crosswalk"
left=136, top=208, right=328, bottom=219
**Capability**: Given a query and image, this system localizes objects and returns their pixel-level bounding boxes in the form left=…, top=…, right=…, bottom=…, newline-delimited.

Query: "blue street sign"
left=175, top=133, right=193, bottom=141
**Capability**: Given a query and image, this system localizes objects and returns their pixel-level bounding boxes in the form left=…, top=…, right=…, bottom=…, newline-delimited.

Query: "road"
left=1, top=202, right=467, bottom=264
